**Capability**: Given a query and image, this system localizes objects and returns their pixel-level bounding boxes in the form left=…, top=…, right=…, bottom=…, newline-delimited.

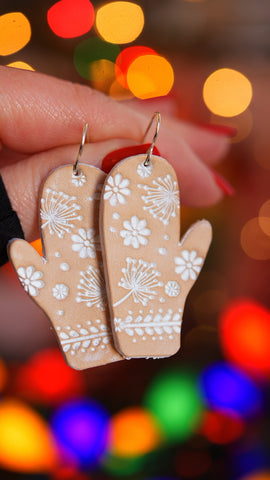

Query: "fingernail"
left=101, top=143, right=161, bottom=173
left=212, top=170, right=235, bottom=196
left=200, top=123, right=237, bottom=138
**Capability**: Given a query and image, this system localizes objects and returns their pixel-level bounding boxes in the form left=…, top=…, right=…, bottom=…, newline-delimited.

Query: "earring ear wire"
left=142, top=112, right=161, bottom=166
left=73, top=122, right=89, bottom=176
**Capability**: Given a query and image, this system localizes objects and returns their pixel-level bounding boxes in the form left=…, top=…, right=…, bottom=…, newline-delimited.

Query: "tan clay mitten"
left=8, top=164, right=122, bottom=369
left=100, top=154, right=212, bottom=359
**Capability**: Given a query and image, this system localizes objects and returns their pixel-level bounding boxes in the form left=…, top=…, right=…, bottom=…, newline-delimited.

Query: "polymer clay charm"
left=9, top=163, right=122, bottom=370
left=100, top=153, right=212, bottom=359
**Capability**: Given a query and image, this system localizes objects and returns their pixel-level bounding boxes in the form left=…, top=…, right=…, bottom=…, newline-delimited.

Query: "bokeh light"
left=259, top=199, right=270, bottom=236
left=90, top=59, right=116, bottom=93
left=31, top=238, right=43, bottom=255
left=0, top=399, right=56, bottom=472
left=103, top=453, right=145, bottom=476
left=74, top=37, right=120, bottom=80
left=51, top=399, right=110, bottom=466
left=144, top=370, right=203, bottom=442
left=203, top=68, right=253, bottom=117
left=14, top=348, right=85, bottom=405
left=6, top=61, right=34, bottom=71
left=240, top=217, right=270, bottom=260
left=47, top=0, right=95, bottom=38
left=201, top=410, right=245, bottom=444
left=115, top=46, right=157, bottom=89
left=110, top=406, right=160, bottom=457
left=0, top=358, right=8, bottom=392
left=200, top=362, right=262, bottom=417
left=240, top=473, right=270, bottom=480
left=0, top=12, right=31, bottom=56
left=220, top=299, right=270, bottom=376
left=96, top=1, right=144, bottom=44
left=127, top=54, right=174, bottom=99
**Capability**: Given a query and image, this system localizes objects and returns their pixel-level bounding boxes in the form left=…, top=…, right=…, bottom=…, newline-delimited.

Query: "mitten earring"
left=100, top=113, right=212, bottom=359
left=8, top=124, right=122, bottom=370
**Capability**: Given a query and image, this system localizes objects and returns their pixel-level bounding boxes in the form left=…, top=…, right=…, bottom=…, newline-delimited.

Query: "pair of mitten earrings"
left=8, top=114, right=212, bottom=370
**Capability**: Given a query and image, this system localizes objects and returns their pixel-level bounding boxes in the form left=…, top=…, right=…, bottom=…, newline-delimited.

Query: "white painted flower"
left=53, top=283, right=69, bottom=300
left=137, top=161, right=153, bottom=178
left=138, top=174, right=180, bottom=225
left=71, top=228, right=98, bottom=258
left=40, top=188, right=82, bottom=238
left=175, top=250, right=203, bottom=281
left=76, top=266, right=107, bottom=310
left=104, top=173, right=130, bottom=206
left=120, top=215, right=151, bottom=249
left=165, top=280, right=180, bottom=297
left=72, top=171, right=86, bottom=187
left=17, top=266, right=44, bottom=297
left=113, top=258, right=163, bottom=307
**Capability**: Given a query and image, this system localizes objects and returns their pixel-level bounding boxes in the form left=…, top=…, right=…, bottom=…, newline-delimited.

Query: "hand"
left=0, top=66, right=229, bottom=243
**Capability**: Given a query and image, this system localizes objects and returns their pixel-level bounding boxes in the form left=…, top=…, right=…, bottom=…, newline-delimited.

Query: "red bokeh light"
left=14, top=348, right=85, bottom=405
left=47, top=0, right=95, bottom=39
left=220, top=299, right=270, bottom=376
left=201, top=410, right=245, bottom=445
left=115, top=46, right=157, bottom=89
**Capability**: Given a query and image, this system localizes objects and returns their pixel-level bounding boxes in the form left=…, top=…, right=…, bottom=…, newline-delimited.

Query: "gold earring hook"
left=142, top=112, right=161, bottom=167
left=73, top=123, right=89, bottom=176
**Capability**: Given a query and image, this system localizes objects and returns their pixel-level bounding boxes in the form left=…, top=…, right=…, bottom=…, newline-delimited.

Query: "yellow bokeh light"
left=90, top=58, right=116, bottom=93
left=127, top=54, right=174, bottom=99
left=203, top=68, right=253, bottom=117
left=0, top=399, right=56, bottom=472
left=240, top=217, right=270, bottom=260
left=96, top=1, right=144, bottom=44
left=0, top=12, right=31, bottom=56
left=259, top=199, right=270, bottom=236
left=109, top=80, right=134, bottom=100
left=7, top=61, right=34, bottom=71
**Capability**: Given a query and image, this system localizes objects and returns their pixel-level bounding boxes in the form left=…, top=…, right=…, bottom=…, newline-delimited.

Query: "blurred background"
left=0, top=0, right=269, bottom=479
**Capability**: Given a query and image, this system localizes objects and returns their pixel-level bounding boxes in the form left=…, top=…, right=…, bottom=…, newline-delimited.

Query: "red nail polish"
left=101, top=143, right=161, bottom=173
left=200, top=123, right=237, bottom=138
left=212, top=170, right=235, bottom=196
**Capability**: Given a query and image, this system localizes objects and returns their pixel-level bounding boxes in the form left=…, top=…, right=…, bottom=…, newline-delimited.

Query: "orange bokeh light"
left=110, top=407, right=161, bottom=457
left=127, top=54, right=174, bottom=99
left=0, top=399, right=56, bottom=472
left=115, top=46, right=157, bottom=89
left=95, top=1, right=144, bottom=44
left=0, top=12, right=31, bottom=56
left=220, top=299, right=270, bottom=376
left=30, top=238, right=43, bottom=255
left=7, top=61, right=34, bottom=71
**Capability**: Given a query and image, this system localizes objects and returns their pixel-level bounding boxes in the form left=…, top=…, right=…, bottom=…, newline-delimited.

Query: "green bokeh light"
left=102, top=453, right=145, bottom=476
left=73, top=37, right=120, bottom=80
left=144, top=370, right=203, bottom=442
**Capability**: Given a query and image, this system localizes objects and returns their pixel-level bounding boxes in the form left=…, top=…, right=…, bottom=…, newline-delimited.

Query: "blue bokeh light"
left=51, top=398, right=110, bottom=467
left=200, top=362, right=262, bottom=417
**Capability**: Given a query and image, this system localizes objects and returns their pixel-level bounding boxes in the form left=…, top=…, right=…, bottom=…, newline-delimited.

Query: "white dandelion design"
left=17, top=266, right=45, bottom=297
left=114, top=309, right=182, bottom=339
left=113, top=258, right=163, bottom=307
left=71, top=171, right=87, bottom=187
left=58, top=323, right=111, bottom=355
left=175, top=250, right=203, bottom=281
left=120, top=215, right=151, bottom=249
left=137, top=161, right=153, bottom=178
left=76, top=266, right=107, bottom=310
left=138, top=174, right=180, bottom=225
left=165, top=280, right=181, bottom=297
left=104, top=173, right=131, bottom=206
left=52, top=283, right=69, bottom=300
left=40, top=188, right=82, bottom=238
left=71, top=228, right=98, bottom=259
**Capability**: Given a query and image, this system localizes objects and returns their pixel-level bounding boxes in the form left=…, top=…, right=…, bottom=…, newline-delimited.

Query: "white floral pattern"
left=71, top=228, right=98, bottom=258
left=72, top=171, right=86, bottom=187
left=138, top=174, right=180, bottom=225
left=58, top=324, right=111, bottom=355
left=114, top=310, right=182, bottom=338
left=175, top=250, right=203, bottom=281
left=165, top=280, right=180, bottom=297
left=17, top=266, right=44, bottom=297
left=76, top=266, right=107, bottom=310
left=52, top=283, right=69, bottom=300
left=120, top=216, right=151, bottom=249
left=113, top=257, right=163, bottom=307
left=104, top=173, right=130, bottom=206
left=137, top=161, right=153, bottom=178
left=40, top=188, right=82, bottom=238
